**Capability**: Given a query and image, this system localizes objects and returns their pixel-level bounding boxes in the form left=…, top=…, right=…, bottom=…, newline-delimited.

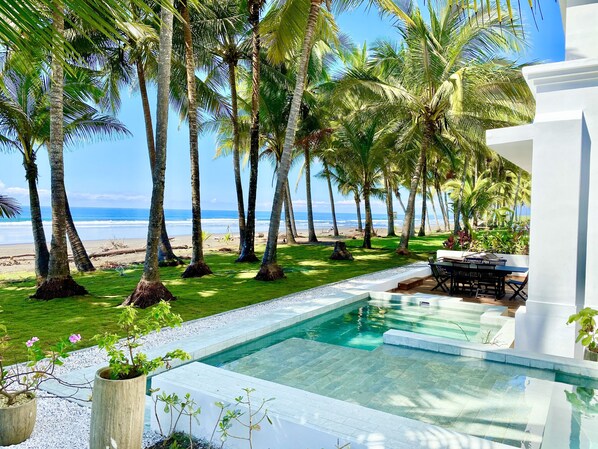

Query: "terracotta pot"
left=0, top=394, right=36, bottom=446
left=584, top=348, right=598, bottom=362
left=89, top=367, right=147, bottom=449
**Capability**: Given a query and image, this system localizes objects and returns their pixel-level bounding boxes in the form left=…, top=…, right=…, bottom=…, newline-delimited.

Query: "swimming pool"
left=199, top=294, right=598, bottom=448
left=202, top=294, right=508, bottom=367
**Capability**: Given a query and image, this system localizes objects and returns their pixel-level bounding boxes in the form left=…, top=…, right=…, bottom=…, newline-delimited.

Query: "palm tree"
left=337, top=3, right=532, bottom=254
left=124, top=0, right=176, bottom=308
left=332, top=110, right=386, bottom=248
left=179, top=0, right=213, bottom=278
left=256, top=0, right=344, bottom=280
left=0, top=195, right=20, bottom=218
left=31, top=2, right=88, bottom=299
left=0, top=58, right=129, bottom=281
left=237, top=0, right=265, bottom=263
left=445, top=171, right=504, bottom=233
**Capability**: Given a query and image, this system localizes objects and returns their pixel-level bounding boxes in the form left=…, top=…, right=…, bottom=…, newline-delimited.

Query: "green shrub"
left=470, top=223, right=529, bottom=255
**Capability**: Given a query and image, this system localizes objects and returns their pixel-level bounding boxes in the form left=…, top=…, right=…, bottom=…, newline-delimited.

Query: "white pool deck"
left=42, top=262, right=598, bottom=449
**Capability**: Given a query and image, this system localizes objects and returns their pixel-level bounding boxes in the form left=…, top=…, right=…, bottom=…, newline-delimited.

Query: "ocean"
left=0, top=207, right=404, bottom=245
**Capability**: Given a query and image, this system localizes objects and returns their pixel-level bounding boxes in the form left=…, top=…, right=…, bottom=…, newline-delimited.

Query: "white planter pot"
left=89, top=367, right=147, bottom=449
left=0, top=394, right=36, bottom=446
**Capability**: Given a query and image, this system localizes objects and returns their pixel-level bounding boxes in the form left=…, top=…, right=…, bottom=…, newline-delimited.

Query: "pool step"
left=396, top=277, right=426, bottom=290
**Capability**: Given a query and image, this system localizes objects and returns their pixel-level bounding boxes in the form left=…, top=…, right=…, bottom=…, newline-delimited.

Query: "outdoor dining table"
left=432, top=261, right=529, bottom=299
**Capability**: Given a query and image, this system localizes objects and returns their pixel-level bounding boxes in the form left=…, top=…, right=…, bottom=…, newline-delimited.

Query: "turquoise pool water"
left=202, top=296, right=598, bottom=448
left=205, top=297, right=504, bottom=366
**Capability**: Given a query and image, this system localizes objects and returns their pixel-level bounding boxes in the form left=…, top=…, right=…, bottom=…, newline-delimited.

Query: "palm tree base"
left=30, top=276, right=88, bottom=300
left=236, top=252, right=259, bottom=263
left=396, top=247, right=411, bottom=256
left=181, top=261, right=213, bottom=278
left=122, top=279, right=175, bottom=309
left=255, top=263, right=285, bottom=281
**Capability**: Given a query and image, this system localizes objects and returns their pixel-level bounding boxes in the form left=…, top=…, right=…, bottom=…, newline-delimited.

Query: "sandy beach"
left=0, top=226, right=366, bottom=276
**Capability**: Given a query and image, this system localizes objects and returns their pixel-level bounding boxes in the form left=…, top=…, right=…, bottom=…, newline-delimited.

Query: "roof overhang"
left=486, top=124, right=533, bottom=173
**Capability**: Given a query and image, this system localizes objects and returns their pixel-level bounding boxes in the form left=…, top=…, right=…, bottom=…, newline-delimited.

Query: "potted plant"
left=90, top=301, right=190, bottom=449
left=0, top=310, right=81, bottom=445
left=567, top=307, right=598, bottom=362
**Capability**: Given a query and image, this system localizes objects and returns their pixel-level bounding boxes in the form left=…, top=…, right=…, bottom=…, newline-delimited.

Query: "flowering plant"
left=0, top=310, right=82, bottom=407
left=94, top=301, right=190, bottom=380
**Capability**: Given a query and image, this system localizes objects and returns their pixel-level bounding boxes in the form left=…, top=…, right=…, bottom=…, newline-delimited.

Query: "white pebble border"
left=8, top=264, right=424, bottom=449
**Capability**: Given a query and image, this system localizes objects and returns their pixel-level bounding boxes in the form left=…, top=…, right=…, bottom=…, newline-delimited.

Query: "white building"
left=486, top=0, right=598, bottom=358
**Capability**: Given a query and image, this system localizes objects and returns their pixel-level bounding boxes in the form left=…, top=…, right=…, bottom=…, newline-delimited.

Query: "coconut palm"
left=236, top=0, right=266, bottom=263
left=337, top=2, right=533, bottom=255
left=124, top=0, right=176, bottom=308
left=177, top=0, right=213, bottom=278
left=0, top=195, right=20, bottom=218
left=31, top=3, right=90, bottom=299
left=0, top=60, right=130, bottom=282
left=444, top=171, right=504, bottom=233
left=256, top=0, right=350, bottom=280
left=332, top=110, right=387, bottom=248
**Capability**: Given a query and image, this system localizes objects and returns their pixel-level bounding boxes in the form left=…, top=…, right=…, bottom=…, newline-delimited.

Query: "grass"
left=0, top=234, right=446, bottom=363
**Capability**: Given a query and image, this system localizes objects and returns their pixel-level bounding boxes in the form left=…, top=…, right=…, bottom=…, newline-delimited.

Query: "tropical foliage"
left=0, top=0, right=535, bottom=297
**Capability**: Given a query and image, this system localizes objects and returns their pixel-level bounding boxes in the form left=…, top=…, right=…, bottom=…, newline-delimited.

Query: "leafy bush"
left=470, top=223, right=529, bottom=255
left=94, top=301, right=190, bottom=380
left=568, top=308, right=598, bottom=353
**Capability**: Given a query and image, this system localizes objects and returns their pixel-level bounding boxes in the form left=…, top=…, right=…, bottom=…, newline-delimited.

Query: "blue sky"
left=0, top=1, right=564, bottom=215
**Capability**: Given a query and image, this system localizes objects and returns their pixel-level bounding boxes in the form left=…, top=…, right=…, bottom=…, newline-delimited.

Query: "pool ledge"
left=383, top=329, right=598, bottom=378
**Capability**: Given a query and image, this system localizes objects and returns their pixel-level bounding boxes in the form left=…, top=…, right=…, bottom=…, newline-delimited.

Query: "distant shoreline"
left=0, top=227, right=372, bottom=276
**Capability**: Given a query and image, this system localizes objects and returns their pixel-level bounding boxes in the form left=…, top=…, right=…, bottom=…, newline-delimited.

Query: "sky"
left=0, top=1, right=565, bottom=216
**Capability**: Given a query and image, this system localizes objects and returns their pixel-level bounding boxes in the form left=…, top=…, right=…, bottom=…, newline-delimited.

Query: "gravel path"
left=9, top=264, right=423, bottom=449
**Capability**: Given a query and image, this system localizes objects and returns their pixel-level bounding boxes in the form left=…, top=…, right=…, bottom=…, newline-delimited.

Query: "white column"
left=515, top=110, right=590, bottom=358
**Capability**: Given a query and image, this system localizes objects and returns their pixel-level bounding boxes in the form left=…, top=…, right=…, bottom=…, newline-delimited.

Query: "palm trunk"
left=418, top=158, right=427, bottom=237
left=24, top=153, right=49, bottom=284
left=32, top=2, right=87, bottom=300
left=426, top=208, right=432, bottom=233
left=304, top=146, right=317, bottom=242
left=135, top=58, right=180, bottom=266
left=124, top=1, right=176, bottom=307
left=286, top=182, right=298, bottom=238
left=510, top=168, right=521, bottom=227
left=228, top=61, right=246, bottom=252
left=454, top=157, right=469, bottom=234
left=237, top=0, right=262, bottom=263
left=283, top=187, right=296, bottom=244
left=385, top=175, right=396, bottom=237
left=435, top=175, right=450, bottom=231
left=181, top=0, right=212, bottom=278
left=429, top=186, right=441, bottom=232
left=256, top=0, right=321, bottom=281
left=64, top=193, right=94, bottom=272
left=394, top=188, right=406, bottom=213
left=324, top=162, right=339, bottom=237
left=354, top=192, right=363, bottom=232
left=363, top=187, right=373, bottom=249
left=397, top=122, right=430, bottom=255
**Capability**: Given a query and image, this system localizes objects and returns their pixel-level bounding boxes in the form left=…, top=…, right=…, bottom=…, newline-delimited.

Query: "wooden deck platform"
left=389, top=276, right=528, bottom=316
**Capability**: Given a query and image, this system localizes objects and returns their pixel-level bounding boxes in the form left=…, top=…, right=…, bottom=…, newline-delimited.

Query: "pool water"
left=204, top=296, right=504, bottom=366
left=202, top=295, right=598, bottom=448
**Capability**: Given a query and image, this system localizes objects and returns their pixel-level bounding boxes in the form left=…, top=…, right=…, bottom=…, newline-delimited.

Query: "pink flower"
left=69, top=334, right=82, bottom=344
left=26, top=337, right=39, bottom=347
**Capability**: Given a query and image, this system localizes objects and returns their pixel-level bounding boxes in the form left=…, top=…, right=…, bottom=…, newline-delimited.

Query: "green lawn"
left=0, top=234, right=446, bottom=363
